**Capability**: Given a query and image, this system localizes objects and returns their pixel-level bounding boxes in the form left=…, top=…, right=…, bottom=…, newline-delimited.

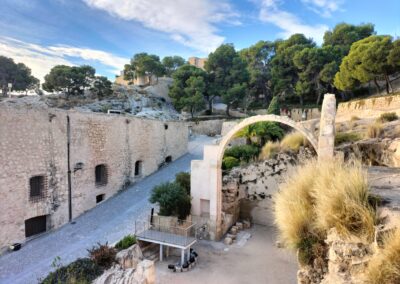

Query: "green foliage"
left=40, top=258, right=103, bottom=284
left=222, top=156, right=240, bottom=170
left=224, top=144, right=260, bottom=163
left=235, top=121, right=284, bottom=146
left=169, top=65, right=207, bottom=117
left=87, top=242, right=116, bottom=269
left=335, top=132, right=361, bottom=145
left=149, top=182, right=191, bottom=220
left=43, top=65, right=95, bottom=96
left=266, top=96, right=280, bottom=115
left=0, top=56, right=39, bottom=97
left=175, top=172, right=190, bottom=195
left=115, top=235, right=137, bottom=250
left=334, top=35, right=400, bottom=94
left=206, top=44, right=249, bottom=115
left=162, top=56, right=185, bottom=76
left=123, top=53, right=164, bottom=83
left=91, top=76, right=112, bottom=99
left=378, top=112, right=398, bottom=122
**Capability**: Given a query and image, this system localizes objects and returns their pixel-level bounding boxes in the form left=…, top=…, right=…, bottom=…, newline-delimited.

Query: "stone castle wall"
left=189, top=119, right=224, bottom=136
left=0, top=105, right=188, bottom=249
left=336, top=94, right=400, bottom=122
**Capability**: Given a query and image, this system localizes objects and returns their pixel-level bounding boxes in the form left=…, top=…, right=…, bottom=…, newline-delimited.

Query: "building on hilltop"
left=114, top=70, right=156, bottom=86
left=188, top=57, right=207, bottom=70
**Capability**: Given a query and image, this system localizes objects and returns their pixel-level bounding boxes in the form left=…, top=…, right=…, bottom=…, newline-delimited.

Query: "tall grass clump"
left=365, top=228, right=400, bottom=284
left=259, top=141, right=280, bottom=160
left=366, top=122, right=384, bottom=138
left=377, top=112, right=398, bottom=123
left=335, top=132, right=361, bottom=145
left=312, top=161, right=376, bottom=241
left=274, top=160, right=323, bottom=265
left=280, top=132, right=308, bottom=151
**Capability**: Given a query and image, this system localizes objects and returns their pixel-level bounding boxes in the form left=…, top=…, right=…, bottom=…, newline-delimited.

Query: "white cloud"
left=82, top=0, right=240, bottom=54
left=301, top=0, right=343, bottom=17
left=257, top=0, right=328, bottom=44
left=0, top=37, right=128, bottom=82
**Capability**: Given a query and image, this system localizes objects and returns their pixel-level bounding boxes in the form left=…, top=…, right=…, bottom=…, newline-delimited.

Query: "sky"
left=0, top=0, right=399, bottom=82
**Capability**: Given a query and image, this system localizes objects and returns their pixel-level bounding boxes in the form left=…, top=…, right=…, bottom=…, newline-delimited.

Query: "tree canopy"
left=123, top=53, right=165, bottom=83
left=0, top=56, right=39, bottom=97
left=162, top=56, right=185, bottom=76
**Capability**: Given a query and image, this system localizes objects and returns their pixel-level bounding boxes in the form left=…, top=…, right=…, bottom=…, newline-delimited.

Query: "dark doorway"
left=135, top=160, right=143, bottom=176
left=165, top=156, right=172, bottom=163
left=25, top=215, right=47, bottom=237
left=95, top=164, right=108, bottom=186
left=96, top=194, right=105, bottom=203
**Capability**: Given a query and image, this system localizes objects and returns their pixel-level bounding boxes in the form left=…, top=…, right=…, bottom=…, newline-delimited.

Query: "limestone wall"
left=0, top=105, right=188, bottom=249
left=189, top=119, right=224, bottom=136
left=336, top=94, right=400, bottom=122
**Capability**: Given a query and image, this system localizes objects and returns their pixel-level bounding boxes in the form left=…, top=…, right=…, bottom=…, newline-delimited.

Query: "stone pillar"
left=318, top=94, right=336, bottom=162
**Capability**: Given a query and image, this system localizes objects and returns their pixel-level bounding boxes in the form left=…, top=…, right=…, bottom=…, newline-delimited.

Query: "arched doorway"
left=190, top=94, right=336, bottom=240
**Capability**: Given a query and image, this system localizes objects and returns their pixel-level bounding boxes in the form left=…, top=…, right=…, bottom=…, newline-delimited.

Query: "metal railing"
left=134, top=217, right=197, bottom=247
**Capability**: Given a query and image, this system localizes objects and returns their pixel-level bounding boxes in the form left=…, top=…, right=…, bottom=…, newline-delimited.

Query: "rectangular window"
left=200, top=199, right=210, bottom=217
left=29, top=176, right=46, bottom=201
left=135, top=160, right=142, bottom=176
left=96, top=194, right=105, bottom=203
left=95, top=164, right=108, bottom=186
left=25, top=215, right=47, bottom=237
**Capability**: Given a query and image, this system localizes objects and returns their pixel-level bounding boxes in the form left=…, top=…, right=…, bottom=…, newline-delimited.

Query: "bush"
left=149, top=182, right=191, bottom=220
left=366, top=122, right=384, bottom=138
left=115, top=235, right=137, bottom=251
left=222, top=156, right=240, bottom=170
left=87, top=243, right=117, bottom=269
left=335, top=132, right=361, bottom=145
left=365, top=228, right=400, bottom=284
left=378, top=112, right=398, bottom=122
left=259, top=141, right=280, bottom=160
left=267, top=96, right=280, bottom=115
left=41, top=258, right=103, bottom=284
left=235, top=122, right=284, bottom=146
left=175, top=172, right=190, bottom=195
left=280, top=132, right=308, bottom=152
left=224, top=144, right=259, bottom=162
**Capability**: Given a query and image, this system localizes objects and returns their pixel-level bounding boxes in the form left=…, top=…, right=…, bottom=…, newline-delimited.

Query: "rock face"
left=221, top=148, right=315, bottom=227
left=115, top=244, right=144, bottom=269
left=93, top=260, right=155, bottom=284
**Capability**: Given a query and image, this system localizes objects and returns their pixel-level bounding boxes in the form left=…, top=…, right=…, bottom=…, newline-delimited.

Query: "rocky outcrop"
left=93, top=260, right=155, bottom=284
left=222, top=147, right=315, bottom=227
left=115, top=244, right=144, bottom=269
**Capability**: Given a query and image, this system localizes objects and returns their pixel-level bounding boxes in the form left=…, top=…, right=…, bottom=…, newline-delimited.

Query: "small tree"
left=124, top=53, right=165, bottom=84
left=175, top=172, right=190, bottom=195
left=90, top=76, right=112, bottom=99
left=149, top=182, right=191, bottom=220
left=267, top=96, right=280, bottom=115
left=162, top=56, right=185, bottom=76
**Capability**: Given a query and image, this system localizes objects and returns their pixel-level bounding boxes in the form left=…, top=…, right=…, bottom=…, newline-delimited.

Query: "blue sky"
left=0, top=0, right=399, bottom=82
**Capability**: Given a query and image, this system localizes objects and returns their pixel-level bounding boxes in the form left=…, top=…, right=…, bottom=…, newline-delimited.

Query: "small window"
left=165, top=156, right=172, bottom=163
left=135, top=160, right=143, bottom=176
left=25, top=215, right=47, bottom=237
left=95, top=164, right=108, bottom=186
left=164, top=124, right=168, bottom=130
left=96, top=194, right=105, bottom=203
left=29, top=176, right=46, bottom=201
left=200, top=199, right=210, bottom=218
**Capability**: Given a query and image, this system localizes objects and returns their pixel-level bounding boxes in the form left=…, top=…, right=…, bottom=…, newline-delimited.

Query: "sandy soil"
left=155, top=225, right=298, bottom=284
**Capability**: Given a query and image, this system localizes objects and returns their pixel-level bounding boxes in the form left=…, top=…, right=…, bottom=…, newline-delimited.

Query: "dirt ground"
left=155, top=225, right=298, bottom=284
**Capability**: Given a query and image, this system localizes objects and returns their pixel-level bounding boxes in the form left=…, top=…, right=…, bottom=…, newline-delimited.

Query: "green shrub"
left=175, top=172, right=190, bottom=195
left=87, top=243, right=116, bottom=269
left=41, top=258, right=103, bottom=284
left=149, top=182, right=191, bottom=220
left=335, top=132, right=361, bottom=145
left=378, top=112, right=398, bottom=122
left=224, top=144, right=259, bottom=162
left=267, top=96, right=280, bottom=115
left=115, top=235, right=137, bottom=250
left=222, top=156, right=240, bottom=170
left=235, top=122, right=284, bottom=146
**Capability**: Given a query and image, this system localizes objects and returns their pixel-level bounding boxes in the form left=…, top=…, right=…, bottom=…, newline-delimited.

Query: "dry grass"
left=274, top=160, right=319, bottom=250
left=259, top=141, right=280, bottom=160
left=351, top=116, right=361, bottom=121
left=280, top=132, right=308, bottom=151
left=274, top=159, right=376, bottom=265
left=312, top=161, right=376, bottom=241
left=377, top=112, right=398, bottom=123
left=366, top=122, right=384, bottom=138
left=365, top=228, right=400, bottom=284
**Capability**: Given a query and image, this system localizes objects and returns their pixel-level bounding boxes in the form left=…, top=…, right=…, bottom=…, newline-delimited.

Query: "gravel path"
left=0, top=135, right=215, bottom=284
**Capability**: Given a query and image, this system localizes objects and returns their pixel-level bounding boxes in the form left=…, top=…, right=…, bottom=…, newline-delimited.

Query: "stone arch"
left=216, top=114, right=318, bottom=163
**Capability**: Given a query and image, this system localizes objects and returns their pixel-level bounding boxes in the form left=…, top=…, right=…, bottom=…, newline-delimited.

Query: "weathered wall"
left=189, top=119, right=224, bottom=136
left=336, top=94, right=400, bottom=122
left=0, top=105, right=188, bottom=249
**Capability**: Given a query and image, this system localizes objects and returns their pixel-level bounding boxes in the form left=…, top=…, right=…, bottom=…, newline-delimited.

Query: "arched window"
left=95, top=164, right=108, bottom=186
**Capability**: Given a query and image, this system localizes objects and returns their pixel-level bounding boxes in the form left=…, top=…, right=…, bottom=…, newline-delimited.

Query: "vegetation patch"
left=224, top=144, right=260, bottom=163
left=366, top=122, right=384, bottom=138
left=335, top=132, right=361, bottom=145
left=175, top=172, right=191, bottom=195
left=259, top=141, right=280, bottom=160
left=377, top=112, right=398, bottom=123
left=222, top=156, right=240, bottom=171
left=87, top=242, right=117, bottom=269
left=115, top=235, right=137, bottom=251
left=280, top=132, right=308, bottom=152
left=40, top=258, right=103, bottom=284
